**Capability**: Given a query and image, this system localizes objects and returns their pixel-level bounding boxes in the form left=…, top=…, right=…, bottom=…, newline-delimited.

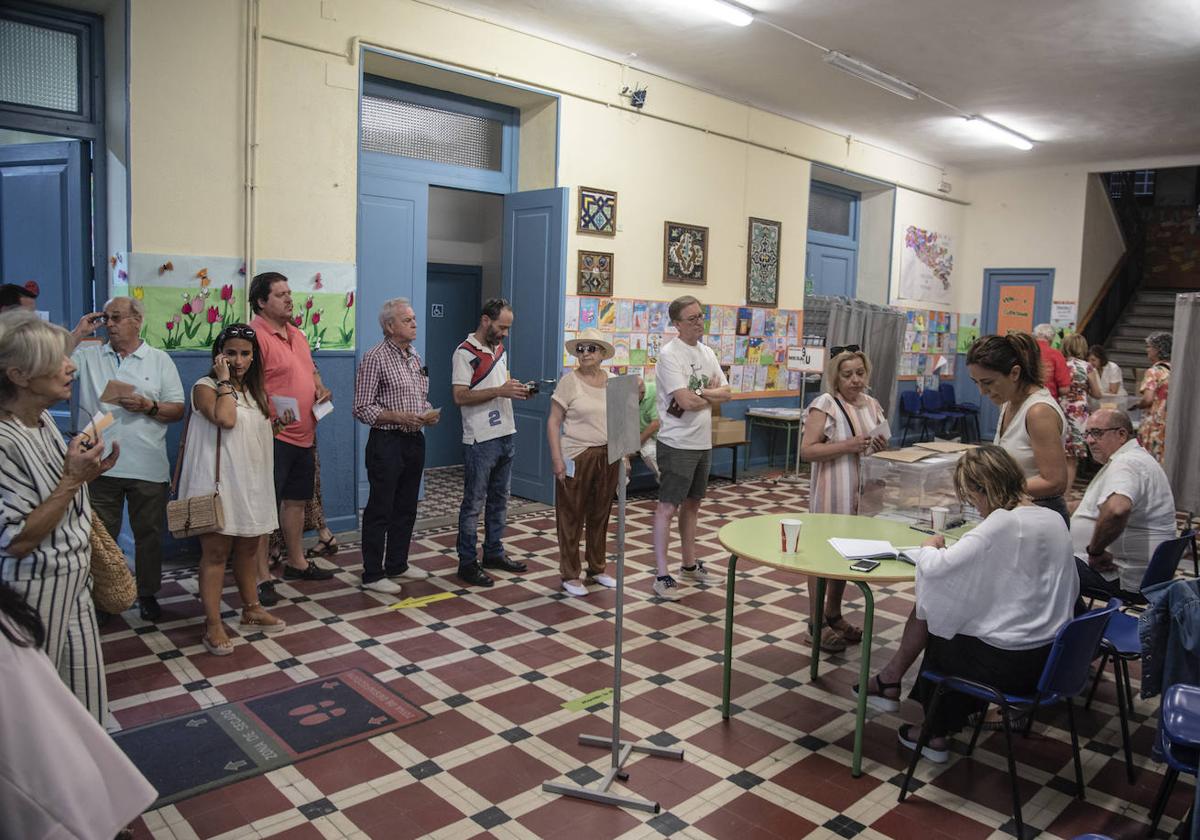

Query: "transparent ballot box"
left=859, top=448, right=964, bottom=519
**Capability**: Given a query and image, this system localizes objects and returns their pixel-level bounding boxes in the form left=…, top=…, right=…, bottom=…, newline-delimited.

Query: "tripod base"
left=541, top=735, right=684, bottom=814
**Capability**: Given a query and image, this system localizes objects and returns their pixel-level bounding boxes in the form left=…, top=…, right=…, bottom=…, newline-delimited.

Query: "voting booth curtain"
left=1164, top=292, right=1199, bottom=514
left=823, top=297, right=906, bottom=421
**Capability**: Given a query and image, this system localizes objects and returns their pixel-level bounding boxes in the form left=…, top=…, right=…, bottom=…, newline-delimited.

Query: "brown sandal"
left=805, top=623, right=847, bottom=653
left=238, top=603, right=286, bottom=635
left=826, top=613, right=863, bottom=644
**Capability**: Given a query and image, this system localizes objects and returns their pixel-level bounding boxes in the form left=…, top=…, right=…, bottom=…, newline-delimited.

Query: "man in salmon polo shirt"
left=249, top=272, right=335, bottom=600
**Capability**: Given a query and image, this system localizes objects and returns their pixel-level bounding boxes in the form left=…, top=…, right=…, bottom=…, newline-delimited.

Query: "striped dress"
left=806, top=392, right=886, bottom=515
left=0, top=412, right=106, bottom=723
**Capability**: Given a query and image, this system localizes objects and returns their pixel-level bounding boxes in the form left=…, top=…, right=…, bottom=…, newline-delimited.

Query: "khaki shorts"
left=656, top=441, right=711, bottom=505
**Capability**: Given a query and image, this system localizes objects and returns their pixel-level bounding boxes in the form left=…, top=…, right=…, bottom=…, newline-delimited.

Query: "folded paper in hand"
left=99, top=379, right=136, bottom=404
left=828, top=538, right=921, bottom=564
left=270, top=395, right=300, bottom=422
left=312, top=400, right=334, bottom=422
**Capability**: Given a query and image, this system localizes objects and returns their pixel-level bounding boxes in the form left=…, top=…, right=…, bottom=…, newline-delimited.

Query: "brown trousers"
left=556, top=445, right=620, bottom=580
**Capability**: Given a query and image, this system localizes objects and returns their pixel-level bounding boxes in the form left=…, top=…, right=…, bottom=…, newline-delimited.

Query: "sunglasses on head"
left=830, top=344, right=861, bottom=357
left=575, top=344, right=601, bottom=354
left=221, top=325, right=256, bottom=341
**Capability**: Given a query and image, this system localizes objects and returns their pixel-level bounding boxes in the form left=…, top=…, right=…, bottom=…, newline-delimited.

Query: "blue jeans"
left=456, top=434, right=514, bottom=570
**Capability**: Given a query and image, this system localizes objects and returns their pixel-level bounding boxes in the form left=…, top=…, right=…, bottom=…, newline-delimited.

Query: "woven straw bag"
left=166, top=412, right=224, bottom=539
left=89, top=512, right=136, bottom=614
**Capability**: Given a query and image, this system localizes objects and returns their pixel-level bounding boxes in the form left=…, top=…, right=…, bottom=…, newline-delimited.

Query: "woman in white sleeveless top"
left=966, top=333, right=1069, bottom=524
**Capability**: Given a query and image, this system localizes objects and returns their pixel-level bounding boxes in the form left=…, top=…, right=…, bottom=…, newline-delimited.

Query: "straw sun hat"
left=565, top=327, right=615, bottom=361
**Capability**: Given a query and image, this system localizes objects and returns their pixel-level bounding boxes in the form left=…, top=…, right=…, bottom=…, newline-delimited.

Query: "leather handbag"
left=88, top=512, right=136, bottom=614
left=167, top=410, right=224, bottom=539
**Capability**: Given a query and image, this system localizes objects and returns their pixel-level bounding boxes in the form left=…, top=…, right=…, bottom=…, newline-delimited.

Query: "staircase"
left=1104, top=288, right=1178, bottom=393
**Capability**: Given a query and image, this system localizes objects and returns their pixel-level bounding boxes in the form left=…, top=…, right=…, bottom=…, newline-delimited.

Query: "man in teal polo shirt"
left=73, top=296, right=185, bottom=621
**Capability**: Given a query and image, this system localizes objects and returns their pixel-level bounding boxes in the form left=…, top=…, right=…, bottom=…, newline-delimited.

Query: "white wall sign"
left=786, top=345, right=825, bottom=372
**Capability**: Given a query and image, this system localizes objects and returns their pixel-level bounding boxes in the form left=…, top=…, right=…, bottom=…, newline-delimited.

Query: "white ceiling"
left=424, top=0, right=1200, bottom=172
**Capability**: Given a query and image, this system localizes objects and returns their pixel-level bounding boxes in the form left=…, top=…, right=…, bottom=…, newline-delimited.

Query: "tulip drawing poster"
left=899, top=226, right=953, bottom=306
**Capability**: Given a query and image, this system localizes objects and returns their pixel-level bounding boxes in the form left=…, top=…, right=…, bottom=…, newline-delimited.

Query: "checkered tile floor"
left=104, top=474, right=1195, bottom=839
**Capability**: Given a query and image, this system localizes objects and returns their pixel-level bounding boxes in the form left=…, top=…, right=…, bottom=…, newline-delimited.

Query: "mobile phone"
left=849, top=559, right=881, bottom=573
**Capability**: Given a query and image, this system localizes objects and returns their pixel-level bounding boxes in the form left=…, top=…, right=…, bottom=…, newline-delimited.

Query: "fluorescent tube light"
left=696, top=0, right=755, bottom=27
left=822, top=51, right=919, bottom=101
left=964, top=115, right=1034, bottom=151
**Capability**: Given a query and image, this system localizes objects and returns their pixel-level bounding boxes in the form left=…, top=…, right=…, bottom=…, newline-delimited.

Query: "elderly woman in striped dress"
left=800, top=346, right=890, bottom=653
left=0, top=310, right=119, bottom=722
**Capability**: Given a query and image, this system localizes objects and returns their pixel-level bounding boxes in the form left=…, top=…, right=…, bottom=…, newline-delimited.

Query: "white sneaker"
left=652, top=575, right=681, bottom=600
left=587, top=574, right=617, bottom=588
left=562, top=580, right=587, bottom=597
left=363, top=578, right=403, bottom=595
left=680, top=563, right=710, bottom=584
left=388, top=566, right=430, bottom=581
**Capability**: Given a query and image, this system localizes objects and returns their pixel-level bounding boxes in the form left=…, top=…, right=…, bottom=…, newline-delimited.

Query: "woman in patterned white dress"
left=800, top=346, right=889, bottom=653
left=1059, top=334, right=1100, bottom=491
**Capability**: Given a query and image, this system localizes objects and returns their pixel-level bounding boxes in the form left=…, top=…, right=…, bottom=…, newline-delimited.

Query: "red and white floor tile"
left=103, top=476, right=1192, bottom=839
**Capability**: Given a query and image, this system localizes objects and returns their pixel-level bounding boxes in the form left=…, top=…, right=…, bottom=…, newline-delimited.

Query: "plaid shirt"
left=353, top=339, right=431, bottom=432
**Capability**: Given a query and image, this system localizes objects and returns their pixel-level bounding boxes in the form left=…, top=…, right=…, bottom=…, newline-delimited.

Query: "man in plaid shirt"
left=353, top=298, right=441, bottom=596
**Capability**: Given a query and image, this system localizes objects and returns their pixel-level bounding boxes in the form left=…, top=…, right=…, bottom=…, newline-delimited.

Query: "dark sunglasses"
left=830, top=344, right=861, bottom=357
left=220, top=325, right=256, bottom=341
left=574, top=344, right=601, bottom=354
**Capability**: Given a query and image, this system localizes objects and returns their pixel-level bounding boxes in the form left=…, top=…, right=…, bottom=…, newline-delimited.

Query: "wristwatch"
left=147, top=400, right=159, bottom=417
left=693, top=387, right=704, bottom=398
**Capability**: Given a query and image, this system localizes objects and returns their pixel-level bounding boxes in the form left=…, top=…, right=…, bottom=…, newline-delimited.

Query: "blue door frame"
left=978, top=268, right=1055, bottom=437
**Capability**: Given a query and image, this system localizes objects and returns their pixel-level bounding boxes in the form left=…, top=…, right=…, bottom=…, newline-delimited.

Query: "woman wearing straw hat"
left=547, top=327, right=620, bottom=596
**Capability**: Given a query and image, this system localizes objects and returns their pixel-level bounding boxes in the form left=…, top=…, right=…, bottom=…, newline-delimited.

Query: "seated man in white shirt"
left=1070, top=409, right=1178, bottom=601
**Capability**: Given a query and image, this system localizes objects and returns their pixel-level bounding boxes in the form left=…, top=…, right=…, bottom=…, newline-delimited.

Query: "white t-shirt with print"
left=451, top=333, right=515, bottom=444
left=655, top=337, right=727, bottom=450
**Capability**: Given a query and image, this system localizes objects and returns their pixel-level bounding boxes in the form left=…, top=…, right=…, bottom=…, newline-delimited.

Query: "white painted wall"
left=428, top=188, right=502, bottom=300
left=957, top=167, right=1090, bottom=312
left=1077, top=173, right=1126, bottom=322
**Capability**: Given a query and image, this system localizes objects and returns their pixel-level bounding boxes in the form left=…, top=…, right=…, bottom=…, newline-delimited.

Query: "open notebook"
left=828, top=538, right=923, bottom=565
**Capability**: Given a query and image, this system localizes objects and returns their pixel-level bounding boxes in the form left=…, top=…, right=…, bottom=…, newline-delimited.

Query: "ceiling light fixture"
left=695, top=0, right=755, bottom=27
left=822, top=51, right=920, bottom=101
left=964, top=115, right=1034, bottom=151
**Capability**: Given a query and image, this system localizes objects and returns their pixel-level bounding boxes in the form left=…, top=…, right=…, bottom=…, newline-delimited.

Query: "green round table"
left=717, top=513, right=931, bottom=777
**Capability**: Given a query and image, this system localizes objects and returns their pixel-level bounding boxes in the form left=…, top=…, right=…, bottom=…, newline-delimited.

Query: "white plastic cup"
left=780, top=518, right=803, bottom=554
left=930, top=506, right=949, bottom=531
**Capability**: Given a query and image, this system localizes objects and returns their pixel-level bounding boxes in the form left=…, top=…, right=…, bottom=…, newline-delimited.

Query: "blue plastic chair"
left=1148, top=683, right=1200, bottom=837
left=939, top=382, right=980, bottom=442
left=898, top=390, right=929, bottom=446
left=922, top=388, right=963, bottom=440
left=898, top=604, right=1118, bottom=838
left=1084, top=532, right=1197, bottom=783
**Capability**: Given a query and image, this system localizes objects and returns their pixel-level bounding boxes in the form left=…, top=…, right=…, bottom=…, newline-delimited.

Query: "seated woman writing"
left=862, top=445, right=1077, bottom=762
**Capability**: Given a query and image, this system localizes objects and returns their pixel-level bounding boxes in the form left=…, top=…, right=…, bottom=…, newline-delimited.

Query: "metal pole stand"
left=777, top=373, right=809, bottom=484
left=542, top=456, right=684, bottom=813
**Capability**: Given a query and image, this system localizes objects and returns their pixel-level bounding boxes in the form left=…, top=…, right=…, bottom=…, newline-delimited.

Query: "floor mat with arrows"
left=113, top=669, right=428, bottom=807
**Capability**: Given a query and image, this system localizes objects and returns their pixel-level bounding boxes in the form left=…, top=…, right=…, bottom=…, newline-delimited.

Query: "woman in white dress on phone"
left=178, top=324, right=284, bottom=655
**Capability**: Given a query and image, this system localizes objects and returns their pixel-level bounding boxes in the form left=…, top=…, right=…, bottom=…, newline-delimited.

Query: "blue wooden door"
left=502, top=187, right=567, bottom=505
left=425, top=263, right=481, bottom=468
left=977, top=268, right=1054, bottom=438
left=356, top=163, right=428, bottom=506
left=805, top=243, right=858, bottom=298
left=0, top=141, right=91, bottom=432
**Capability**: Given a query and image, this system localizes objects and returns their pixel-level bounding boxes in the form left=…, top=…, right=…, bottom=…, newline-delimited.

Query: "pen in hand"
left=909, top=526, right=935, bottom=535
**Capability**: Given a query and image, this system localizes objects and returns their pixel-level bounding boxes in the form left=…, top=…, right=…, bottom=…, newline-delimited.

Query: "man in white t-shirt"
left=1071, top=409, right=1178, bottom=600
left=451, top=298, right=531, bottom=587
left=651, top=295, right=731, bottom=600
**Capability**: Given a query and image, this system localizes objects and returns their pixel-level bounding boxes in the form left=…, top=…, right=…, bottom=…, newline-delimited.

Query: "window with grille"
left=1108, top=170, right=1155, bottom=199
left=360, top=94, right=503, bottom=171
left=0, top=16, right=82, bottom=115
left=808, top=188, right=854, bottom=237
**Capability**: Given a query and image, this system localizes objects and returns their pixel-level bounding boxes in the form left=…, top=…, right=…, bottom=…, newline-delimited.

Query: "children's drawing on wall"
left=899, top=225, right=954, bottom=306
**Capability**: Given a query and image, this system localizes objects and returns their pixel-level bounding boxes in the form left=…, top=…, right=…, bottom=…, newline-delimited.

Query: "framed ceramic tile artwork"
left=578, top=186, right=617, bottom=235
left=577, top=250, right=614, bottom=296
left=663, top=221, right=708, bottom=285
left=746, top=217, right=781, bottom=306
